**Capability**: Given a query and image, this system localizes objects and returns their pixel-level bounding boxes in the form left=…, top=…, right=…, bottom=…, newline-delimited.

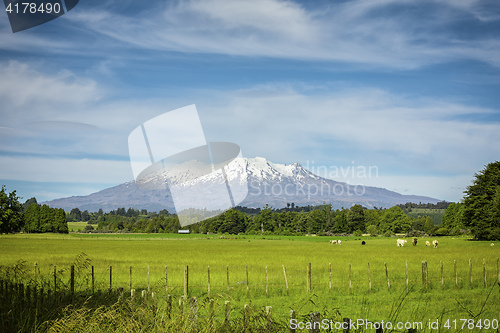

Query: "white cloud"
left=197, top=85, right=500, bottom=188
left=0, top=61, right=100, bottom=106
left=0, top=61, right=102, bottom=127
left=59, top=0, right=500, bottom=68
left=0, top=156, right=132, bottom=183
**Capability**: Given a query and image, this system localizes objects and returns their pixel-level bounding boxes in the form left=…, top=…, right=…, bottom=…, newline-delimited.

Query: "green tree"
left=333, top=209, right=349, bottom=233
left=218, top=209, right=247, bottom=234
left=0, top=185, right=24, bottom=233
left=441, top=202, right=465, bottom=232
left=55, top=208, right=69, bottom=233
left=348, top=204, right=366, bottom=232
left=22, top=197, right=37, bottom=212
left=24, top=203, right=40, bottom=233
left=381, top=206, right=412, bottom=233
left=463, top=161, right=500, bottom=240
left=366, top=224, right=378, bottom=235
left=69, top=208, right=82, bottom=221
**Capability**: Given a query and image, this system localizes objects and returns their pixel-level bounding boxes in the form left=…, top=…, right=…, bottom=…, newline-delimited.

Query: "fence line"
left=0, top=278, right=391, bottom=333
left=1, top=258, right=499, bottom=299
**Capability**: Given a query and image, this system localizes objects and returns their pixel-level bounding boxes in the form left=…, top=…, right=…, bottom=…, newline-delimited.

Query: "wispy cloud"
left=0, top=155, right=131, bottom=183
left=56, top=0, right=500, bottom=68
left=198, top=84, right=500, bottom=177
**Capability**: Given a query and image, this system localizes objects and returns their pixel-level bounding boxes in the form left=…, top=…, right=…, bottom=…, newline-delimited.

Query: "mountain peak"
left=43, top=156, right=442, bottom=212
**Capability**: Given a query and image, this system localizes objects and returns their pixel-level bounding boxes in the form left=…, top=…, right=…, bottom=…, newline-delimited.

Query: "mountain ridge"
left=44, top=157, right=442, bottom=212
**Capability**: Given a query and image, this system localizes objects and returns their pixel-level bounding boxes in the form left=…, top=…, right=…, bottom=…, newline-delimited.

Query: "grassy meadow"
left=1, top=233, right=499, bottom=331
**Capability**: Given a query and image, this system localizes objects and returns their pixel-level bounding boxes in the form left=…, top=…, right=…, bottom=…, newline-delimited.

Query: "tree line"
left=1, top=160, right=498, bottom=239
left=80, top=203, right=439, bottom=236
left=0, top=188, right=68, bottom=234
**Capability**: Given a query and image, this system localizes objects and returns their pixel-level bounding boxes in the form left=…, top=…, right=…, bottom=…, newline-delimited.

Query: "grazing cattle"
left=397, top=239, right=407, bottom=247
left=432, top=240, right=439, bottom=248
left=491, top=243, right=495, bottom=247
left=330, top=240, right=337, bottom=245
left=361, top=241, right=366, bottom=245
left=425, top=241, right=431, bottom=246
left=338, top=240, right=342, bottom=245
left=412, top=238, right=418, bottom=246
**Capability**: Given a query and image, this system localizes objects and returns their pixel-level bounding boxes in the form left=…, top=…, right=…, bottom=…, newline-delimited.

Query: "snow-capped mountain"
left=44, top=157, right=441, bottom=212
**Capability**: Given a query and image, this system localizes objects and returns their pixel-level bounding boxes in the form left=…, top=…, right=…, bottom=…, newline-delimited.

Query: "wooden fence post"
left=290, top=310, right=297, bottom=333
left=421, top=261, right=427, bottom=289
left=246, top=265, right=249, bottom=297
left=165, top=265, right=168, bottom=294
left=109, top=266, right=112, bottom=290
left=147, top=265, right=150, bottom=293
left=497, top=257, right=499, bottom=284
left=207, top=266, right=211, bottom=297
left=454, top=260, right=458, bottom=288
left=224, top=300, right=231, bottom=325
left=283, top=265, right=289, bottom=296
left=483, top=258, right=487, bottom=287
left=307, top=263, right=311, bottom=293
left=265, top=265, right=269, bottom=298
left=184, top=265, right=189, bottom=299
left=92, top=265, right=94, bottom=294
left=129, top=266, right=132, bottom=291
left=166, top=294, right=172, bottom=319
left=34, top=263, right=38, bottom=306
left=53, top=265, right=57, bottom=294
left=405, top=262, right=408, bottom=293
left=329, top=263, right=332, bottom=293
left=348, top=263, right=352, bottom=294
left=226, top=265, right=230, bottom=292
left=368, top=263, right=371, bottom=293
left=469, top=259, right=472, bottom=288
left=385, top=262, right=390, bottom=291
left=441, top=261, right=444, bottom=290
left=425, top=261, right=429, bottom=288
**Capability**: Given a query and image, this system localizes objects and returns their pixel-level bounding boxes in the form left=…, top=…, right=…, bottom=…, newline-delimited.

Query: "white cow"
left=491, top=243, right=495, bottom=247
left=425, top=241, right=431, bottom=246
left=338, top=240, right=342, bottom=245
left=397, top=239, right=407, bottom=247
left=432, top=240, right=439, bottom=248
left=330, top=240, right=337, bottom=245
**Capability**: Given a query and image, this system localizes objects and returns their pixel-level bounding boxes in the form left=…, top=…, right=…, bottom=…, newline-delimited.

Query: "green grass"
left=1, top=234, right=499, bottom=332
left=67, top=222, right=89, bottom=232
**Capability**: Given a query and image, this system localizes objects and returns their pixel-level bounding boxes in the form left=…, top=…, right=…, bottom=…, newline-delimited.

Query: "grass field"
left=67, top=222, right=89, bottom=232
left=1, top=234, right=499, bottom=331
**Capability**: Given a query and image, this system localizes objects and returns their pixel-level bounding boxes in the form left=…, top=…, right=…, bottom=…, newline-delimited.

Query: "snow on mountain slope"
left=44, top=157, right=442, bottom=212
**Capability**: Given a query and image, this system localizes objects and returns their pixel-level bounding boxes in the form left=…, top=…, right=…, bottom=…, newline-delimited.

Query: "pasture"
left=1, top=234, right=499, bottom=331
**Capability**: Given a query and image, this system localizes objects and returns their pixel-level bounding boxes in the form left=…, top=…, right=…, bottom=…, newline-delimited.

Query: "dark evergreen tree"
left=24, top=203, right=40, bottom=233
left=463, top=161, right=500, bottom=240
left=22, top=197, right=38, bottom=212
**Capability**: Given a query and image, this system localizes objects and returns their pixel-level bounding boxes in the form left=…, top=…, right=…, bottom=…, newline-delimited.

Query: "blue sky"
left=1, top=0, right=499, bottom=204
